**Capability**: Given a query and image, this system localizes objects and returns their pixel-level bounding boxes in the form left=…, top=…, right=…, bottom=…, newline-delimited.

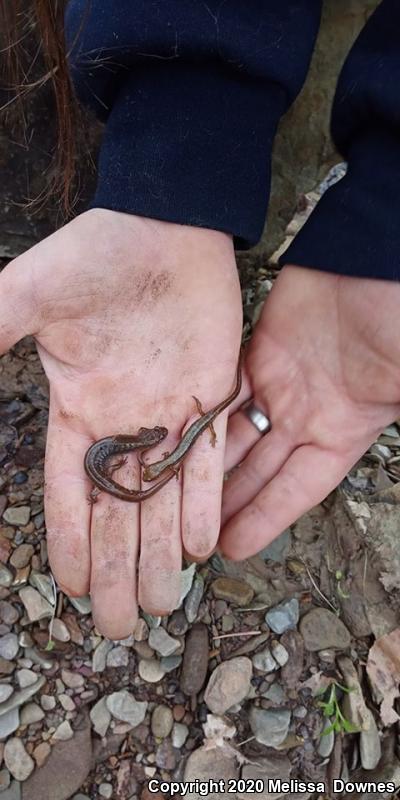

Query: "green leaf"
left=341, top=717, right=361, bottom=734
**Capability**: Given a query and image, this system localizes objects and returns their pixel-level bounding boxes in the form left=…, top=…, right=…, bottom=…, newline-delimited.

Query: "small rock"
left=265, top=599, right=299, bottom=634
left=68, top=595, right=92, bottom=615
left=106, top=690, right=148, bottom=727
left=155, top=739, right=178, bottom=771
left=138, top=660, right=166, bottom=684
left=168, top=610, right=189, bottom=637
left=0, top=685, right=13, bottom=703
left=29, top=573, right=55, bottom=605
left=3, top=507, right=30, bottom=527
left=0, top=635, right=18, bottom=661
left=259, top=529, right=291, bottom=563
left=300, top=608, right=351, bottom=651
left=99, top=784, right=113, bottom=799
left=148, top=628, right=179, bottom=657
left=252, top=647, right=277, bottom=673
left=59, top=694, right=75, bottom=712
left=24, top=648, right=52, bottom=670
left=61, top=669, right=84, bottom=689
left=318, top=720, right=335, bottom=758
left=0, top=659, right=15, bottom=676
left=151, top=705, right=173, bottom=739
left=51, top=619, right=70, bottom=643
left=52, top=721, right=74, bottom=741
left=20, top=702, right=44, bottom=725
left=0, top=676, right=45, bottom=717
left=41, top=695, right=56, bottom=711
left=0, top=769, right=10, bottom=791
left=0, top=781, right=20, bottom=800
left=19, top=587, right=53, bottom=622
left=16, top=669, right=37, bottom=689
left=4, top=737, right=34, bottom=781
left=0, top=603, right=19, bottom=626
left=184, top=746, right=238, bottom=798
left=90, top=697, right=111, bottom=738
left=0, top=567, right=12, bottom=589
left=33, top=741, right=51, bottom=768
left=211, top=577, right=254, bottom=607
left=106, top=646, right=129, bottom=669
left=9, top=545, right=34, bottom=570
left=133, top=619, right=149, bottom=642
left=262, top=683, right=286, bottom=705
left=249, top=707, right=291, bottom=748
left=271, top=641, right=289, bottom=667
left=160, top=654, right=182, bottom=673
left=178, top=563, right=197, bottom=607
left=0, top=708, right=20, bottom=738
left=184, top=576, right=204, bottom=623
left=92, top=640, right=113, bottom=673
left=172, top=722, right=188, bottom=748
left=204, top=658, right=252, bottom=714
left=180, top=624, right=209, bottom=696
left=360, top=717, right=381, bottom=770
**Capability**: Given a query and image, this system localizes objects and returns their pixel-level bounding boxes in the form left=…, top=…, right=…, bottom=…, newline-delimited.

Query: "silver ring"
left=242, top=401, right=272, bottom=434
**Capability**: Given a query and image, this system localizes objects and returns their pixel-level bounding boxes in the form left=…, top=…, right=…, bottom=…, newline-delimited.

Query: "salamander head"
left=137, top=426, right=168, bottom=444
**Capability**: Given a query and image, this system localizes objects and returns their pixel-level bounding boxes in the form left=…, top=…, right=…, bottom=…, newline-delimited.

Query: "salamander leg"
left=106, top=457, right=128, bottom=476
left=193, top=395, right=217, bottom=446
left=88, top=486, right=101, bottom=505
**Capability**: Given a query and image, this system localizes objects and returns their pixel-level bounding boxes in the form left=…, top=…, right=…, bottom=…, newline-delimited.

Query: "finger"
left=224, top=395, right=272, bottom=472
left=89, top=457, right=140, bottom=639
left=138, top=477, right=182, bottom=616
left=44, top=424, right=91, bottom=598
left=221, top=421, right=293, bottom=526
left=0, top=255, right=39, bottom=352
left=181, top=412, right=229, bottom=560
left=220, top=444, right=350, bottom=560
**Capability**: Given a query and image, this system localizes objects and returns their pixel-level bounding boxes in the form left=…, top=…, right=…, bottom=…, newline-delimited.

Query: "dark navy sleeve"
left=65, top=1, right=322, bottom=249
left=282, top=0, right=400, bottom=281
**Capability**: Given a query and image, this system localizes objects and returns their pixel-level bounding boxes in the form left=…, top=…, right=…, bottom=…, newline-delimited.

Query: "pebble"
left=259, top=529, right=291, bottom=563
left=204, top=657, right=252, bottom=714
left=252, top=647, right=277, bottom=673
left=0, top=603, right=19, bottom=626
left=51, top=619, right=70, bottom=642
left=299, top=608, right=351, bottom=651
left=20, top=702, right=44, bottom=725
left=24, top=648, right=52, bottom=670
left=0, top=708, right=20, bottom=738
left=249, top=707, right=292, bottom=748
left=134, top=641, right=155, bottom=660
left=41, top=694, right=56, bottom=711
left=59, top=694, right=76, bottom=711
left=262, top=683, right=286, bottom=705
left=52, top=720, right=74, bottom=741
left=19, top=587, right=53, bottom=622
left=4, top=737, right=34, bottom=781
left=133, top=619, right=149, bottom=641
left=160, top=655, right=182, bottom=673
left=151, top=705, right=174, bottom=739
left=0, top=770, right=10, bottom=791
left=211, top=577, right=254, bottom=607
left=61, top=669, right=84, bottom=689
left=106, top=690, right=148, bottom=727
left=0, top=780, right=21, bottom=800
left=92, top=639, right=113, bottom=673
left=0, top=659, right=14, bottom=676
left=167, top=610, right=188, bottom=637
left=184, top=575, right=204, bottom=623
left=173, top=705, right=186, bottom=722
left=360, top=717, right=381, bottom=770
left=138, top=660, right=166, bottom=684
left=0, top=567, right=12, bottom=589
left=68, top=595, right=92, bottom=615
left=155, top=739, right=178, bottom=771
left=184, top=746, right=238, bottom=787
left=265, top=599, right=299, bottom=634
left=99, top=784, right=113, bottom=799
left=9, top=544, right=34, bottom=569
left=2, top=507, right=30, bottom=527
left=90, top=696, right=111, bottom=737
left=271, top=641, right=289, bottom=667
left=28, top=572, right=55, bottom=605
left=16, top=669, right=37, bottom=689
left=180, top=623, right=209, bottom=696
left=106, top=646, right=129, bottom=669
left=0, top=676, right=45, bottom=716
left=172, top=722, right=188, bottom=748
left=32, top=741, right=51, bottom=768
left=0, top=685, right=13, bottom=703
left=148, top=628, right=180, bottom=657
left=178, top=563, right=197, bottom=606
left=0, top=635, right=18, bottom=662
left=318, top=720, right=335, bottom=758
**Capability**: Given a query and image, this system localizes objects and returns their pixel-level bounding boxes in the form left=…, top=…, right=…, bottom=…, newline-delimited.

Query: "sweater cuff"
left=280, top=128, right=400, bottom=281
left=90, top=62, right=286, bottom=250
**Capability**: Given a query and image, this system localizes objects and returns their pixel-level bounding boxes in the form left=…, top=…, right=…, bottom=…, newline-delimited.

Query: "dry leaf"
left=366, top=627, right=400, bottom=726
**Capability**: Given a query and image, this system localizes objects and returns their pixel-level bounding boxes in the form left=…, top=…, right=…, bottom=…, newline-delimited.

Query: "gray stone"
left=252, top=647, right=277, bottom=673
left=29, top=572, right=55, bottom=605
left=151, top=705, right=174, bottom=739
left=271, top=642, right=289, bottom=667
left=168, top=610, right=189, bottom=637
left=204, top=658, right=252, bottom=715
left=184, top=575, right=204, bottom=623
left=300, top=608, right=351, bottom=651
left=9, top=545, right=34, bottom=570
left=41, top=694, right=56, bottom=711
left=4, top=738, right=34, bottom=781
left=178, top=563, right=197, bottom=608
left=106, top=646, right=129, bottom=669
left=148, top=628, right=180, bottom=657
left=3, top=507, right=30, bottom=527
left=0, top=781, right=21, bottom=800
left=0, top=602, right=19, bottom=626
left=59, top=694, right=75, bottom=712
left=160, top=654, right=182, bottom=673
left=99, top=785, right=112, bottom=800
left=172, top=722, right=189, bottom=749
left=0, top=708, right=20, bottom=739
left=0, top=770, right=10, bottom=792
left=138, top=659, right=166, bottom=684
left=18, top=587, right=53, bottom=622
left=318, top=720, right=335, bottom=758
left=24, top=648, right=53, bottom=670
left=0, top=676, right=45, bottom=717
left=360, top=717, right=381, bottom=770
left=265, top=599, right=299, bottom=634
left=20, top=703, right=44, bottom=725
left=259, top=529, right=291, bottom=563
left=0, top=567, right=13, bottom=589
left=90, top=697, right=111, bottom=738
left=262, top=683, right=286, bottom=705
left=61, top=669, right=84, bottom=689
left=51, top=619, right=70, bottom=642
left=68, top=596, right=92, bottom=615
left=16, top=669, right=37, bottom=689
left=0, top=685, right=13, bottom=703
left=52, top=721, right=74, bottom=742
left=249, top=707, right=291, bottom=748
left=180, top=624, right=209, bottom=696
left=0, top=635, right=19, bottom=661
left=92, top=639, right=113, bottom=673
left=106, top=690, right=147, bottom=727
left=184, top=747, right=238, bottom=800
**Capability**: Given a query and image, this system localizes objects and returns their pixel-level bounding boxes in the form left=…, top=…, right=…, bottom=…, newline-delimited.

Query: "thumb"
left=0, top=252, right=40, bottom=354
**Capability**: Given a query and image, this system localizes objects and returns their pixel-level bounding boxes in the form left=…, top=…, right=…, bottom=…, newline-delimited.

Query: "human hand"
left=0, top=210, right=242, bottom=637
left=220, top=264, right=400, bottom=558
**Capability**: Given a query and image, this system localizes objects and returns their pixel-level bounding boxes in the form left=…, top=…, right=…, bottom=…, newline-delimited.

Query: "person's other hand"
left=220, top=264, right=400, bottom=558
left=0, top=210, right=242, bottom=637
